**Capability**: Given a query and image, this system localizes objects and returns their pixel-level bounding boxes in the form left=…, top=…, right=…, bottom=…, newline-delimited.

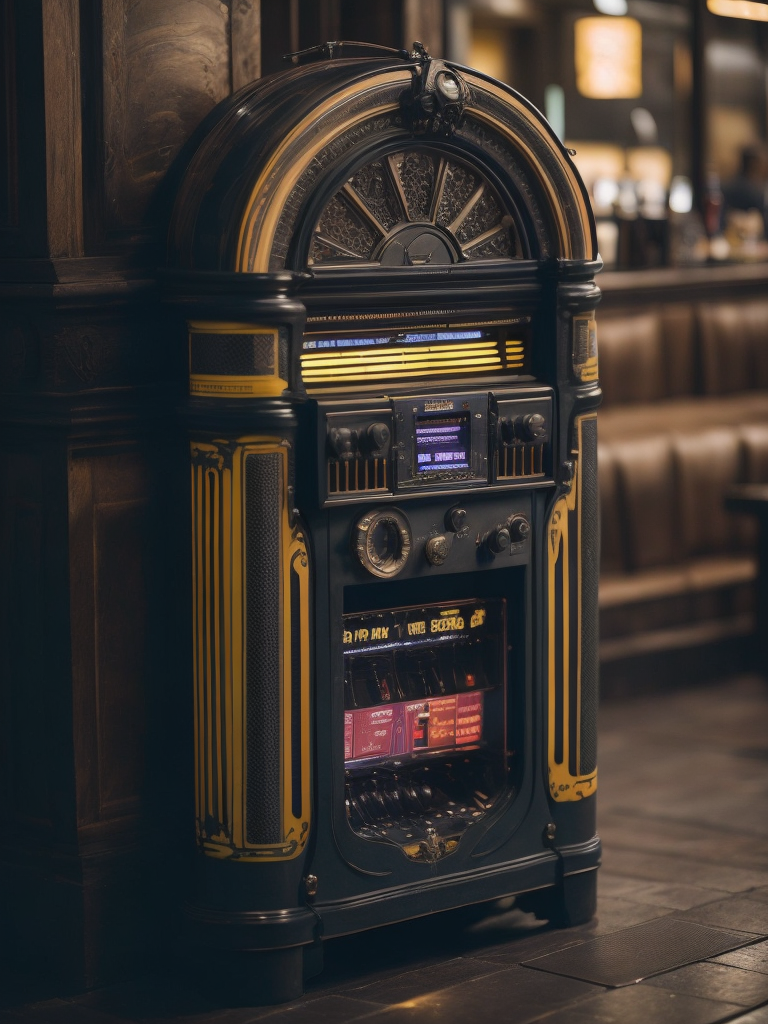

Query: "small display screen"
left=415, top=412, right=470, bottom=473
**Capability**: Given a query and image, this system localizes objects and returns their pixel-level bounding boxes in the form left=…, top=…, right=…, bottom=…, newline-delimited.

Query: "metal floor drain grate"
left=522, top=917, right=753, bottom=987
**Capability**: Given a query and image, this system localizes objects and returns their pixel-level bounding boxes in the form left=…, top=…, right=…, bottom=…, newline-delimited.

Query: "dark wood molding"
left=0, top=0, right=20, bottom=249
left=42, top=0, right=84, bottom=257
left=68, top=451, right=153, bottom=826
left=231, top=0, right=262, bottom=91
left=403, top=0, right=444, bottom=53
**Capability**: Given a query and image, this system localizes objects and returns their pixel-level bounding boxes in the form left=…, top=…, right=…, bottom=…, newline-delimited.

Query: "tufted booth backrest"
left=598, top=297, right=768, bottom=576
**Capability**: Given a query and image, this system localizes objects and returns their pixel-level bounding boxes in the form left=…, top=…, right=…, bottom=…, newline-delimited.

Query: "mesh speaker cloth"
left=579, top=416, right=599, bottom=775
left=245, top=452, right=283, bottom=845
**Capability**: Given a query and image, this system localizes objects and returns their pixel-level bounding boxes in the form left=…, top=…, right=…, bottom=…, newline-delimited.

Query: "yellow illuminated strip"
left=302, top=362, right=502, bottom=382
left=505, top=340, right=525, bottom=366
left=301, top=352, right=499, bottom=370
left=300, top=341, right=498, bottom=363
left=301, top=343, right=504, bottom=383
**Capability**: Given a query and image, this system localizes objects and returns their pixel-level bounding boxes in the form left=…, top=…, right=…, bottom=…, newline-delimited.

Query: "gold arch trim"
left=234, top=67, right=594, bottom=273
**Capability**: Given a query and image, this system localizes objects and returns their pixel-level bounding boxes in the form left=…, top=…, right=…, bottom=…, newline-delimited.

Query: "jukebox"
left=165, top=42, right=601, bottom=1004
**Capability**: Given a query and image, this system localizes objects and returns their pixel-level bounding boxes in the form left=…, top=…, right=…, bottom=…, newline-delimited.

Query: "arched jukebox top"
left=168, top=46, right=596, bottom=275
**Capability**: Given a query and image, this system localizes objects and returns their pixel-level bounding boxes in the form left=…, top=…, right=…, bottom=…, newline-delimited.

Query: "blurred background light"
left=707, top=0, right=768, bottom=21
left=575, top=17, right=643, bottom=99
left=669, top=176, right=694, bottom=214
left=630, top=107, right=658, bottom=145
left=593, top=0, right=629, bottom=14
left=545, top=84, right=565, bottom=139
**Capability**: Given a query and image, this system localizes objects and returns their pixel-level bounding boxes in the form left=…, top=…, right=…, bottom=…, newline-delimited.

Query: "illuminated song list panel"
left=344, top=692, right=485, bottom=764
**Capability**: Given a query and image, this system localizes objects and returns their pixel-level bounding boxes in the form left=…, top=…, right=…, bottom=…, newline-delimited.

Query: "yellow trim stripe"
left=547, top=413, right=598, bottom=801
left=190, top=374, right=288, bottom=397
left=191, top=437, right=311, bottom=860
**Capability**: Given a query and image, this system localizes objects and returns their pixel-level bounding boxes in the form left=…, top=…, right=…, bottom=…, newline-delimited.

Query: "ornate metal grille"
left=309, top=149, right=521, bottom=268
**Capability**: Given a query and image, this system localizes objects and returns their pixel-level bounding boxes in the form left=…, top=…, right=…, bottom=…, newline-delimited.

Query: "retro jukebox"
left=164, top=42, right=601, bottom=1004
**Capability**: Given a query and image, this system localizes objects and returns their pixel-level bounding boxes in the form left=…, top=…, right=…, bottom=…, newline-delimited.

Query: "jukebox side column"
left=189, top=322, right=311, bottom=865
left=168, top=274, right=316, bottom=1004
left=534, top=263, right=601, bottom=926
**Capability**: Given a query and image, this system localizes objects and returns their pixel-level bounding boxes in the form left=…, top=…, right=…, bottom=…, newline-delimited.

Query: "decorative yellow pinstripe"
left=191, top=438, right=310, bottom=860
left=547, top=413, right=598, bottom=802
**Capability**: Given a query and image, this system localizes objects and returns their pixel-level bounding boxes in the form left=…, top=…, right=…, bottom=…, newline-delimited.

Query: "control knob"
left=328, top=426, right=357, bottom=460
left=425, top=534, right=449, bottom=566
left=507, top=514, right=531, bottom=542
left=522, top=412, right=547, bottom=441
left=366, top=421, right=390, bottom=452
left=446, top=507, right=467, bottom=532
left=486, top=526, right=511, bottom=554
left=500, top=417, right=516, bottom=444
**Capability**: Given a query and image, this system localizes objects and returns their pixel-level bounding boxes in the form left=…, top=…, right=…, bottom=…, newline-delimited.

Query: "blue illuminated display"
left=303, top=329, right=484, bottom=350
left=415, top=413, right=471, bottom=472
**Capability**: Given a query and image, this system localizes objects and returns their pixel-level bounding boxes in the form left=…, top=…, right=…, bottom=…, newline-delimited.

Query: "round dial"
left=353, top=508, right=412, bottom=578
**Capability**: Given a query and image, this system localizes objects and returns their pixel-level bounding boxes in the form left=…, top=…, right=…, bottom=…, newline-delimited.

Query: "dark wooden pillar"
left=0, top=0, right=247, bottom=992
left=0, top=0, right=448, bottom=993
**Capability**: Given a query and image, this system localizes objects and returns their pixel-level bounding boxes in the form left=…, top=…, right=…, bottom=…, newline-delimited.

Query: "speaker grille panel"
left=244, top=452, right=283, bottom=845
left=580, top=416, right=599, bottom=774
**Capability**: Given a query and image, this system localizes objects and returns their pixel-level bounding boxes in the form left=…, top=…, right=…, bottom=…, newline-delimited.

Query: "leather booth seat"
left=597, top=297, right=768, bottom=684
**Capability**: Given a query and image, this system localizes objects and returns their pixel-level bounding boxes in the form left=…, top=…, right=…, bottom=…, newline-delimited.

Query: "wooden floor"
left=3, top=674, right=768, bottom=1024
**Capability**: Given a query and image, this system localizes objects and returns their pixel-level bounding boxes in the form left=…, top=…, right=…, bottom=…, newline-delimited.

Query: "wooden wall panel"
left=339, top=0, right=403, bottom=52
left=87, top=0, right=233, bottom=249
left=95, top=498, right=150, bottom=815
left=2, top=475, right=50, bottom=827
left=0, top=0, right=458, bottom=992
left=403, top=0, right=444, bottom=54
left=230, top=0, right=262, bottom=91
left=42, top=0, right=83, bottom=257
left=69, top=448, right=152, bottom=827
left=0, top=0, right=19, bottom=248
left=0, top=446, right=75, bottom=846
left=95, top=497, right=153, bottom=815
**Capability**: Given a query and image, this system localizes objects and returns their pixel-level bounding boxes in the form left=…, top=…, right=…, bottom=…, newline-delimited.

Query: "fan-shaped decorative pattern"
left=308, top=149, right=522, bottom=268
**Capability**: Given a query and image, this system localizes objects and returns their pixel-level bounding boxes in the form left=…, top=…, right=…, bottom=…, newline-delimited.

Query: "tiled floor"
left=3, top=674, right=768, bottom=1023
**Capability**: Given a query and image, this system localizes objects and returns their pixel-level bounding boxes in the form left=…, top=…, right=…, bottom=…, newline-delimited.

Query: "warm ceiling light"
left=575, top=17, right=642, bottom=99
left=707, top=0, right=768, bottom=20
